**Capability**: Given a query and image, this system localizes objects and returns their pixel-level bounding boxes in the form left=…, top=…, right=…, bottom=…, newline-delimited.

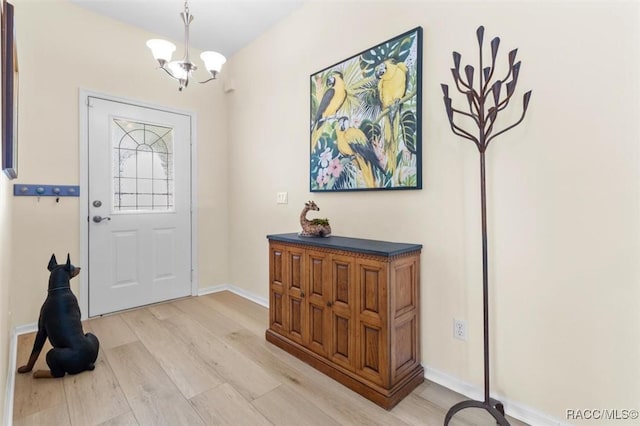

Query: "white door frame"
left=78, top=89, right=199, bottom=320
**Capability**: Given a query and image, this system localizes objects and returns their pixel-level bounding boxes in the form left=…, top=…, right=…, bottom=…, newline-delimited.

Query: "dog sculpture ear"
left=65, top=253, right=72, bottom=271
left=48, top=254, right=58, bottom=271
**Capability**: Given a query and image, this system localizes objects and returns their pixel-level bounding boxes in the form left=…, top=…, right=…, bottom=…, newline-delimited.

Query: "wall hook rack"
left=13, top=184, right=80, bottom=197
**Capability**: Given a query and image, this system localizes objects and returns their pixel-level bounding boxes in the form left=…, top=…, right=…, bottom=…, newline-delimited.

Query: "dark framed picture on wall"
left=310, top=27, right=422, bottom=192
left=2, top=0, right=18, bottom=179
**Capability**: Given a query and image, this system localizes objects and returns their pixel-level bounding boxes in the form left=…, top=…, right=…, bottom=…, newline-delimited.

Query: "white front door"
left=87, top=96, right=192, bottom=316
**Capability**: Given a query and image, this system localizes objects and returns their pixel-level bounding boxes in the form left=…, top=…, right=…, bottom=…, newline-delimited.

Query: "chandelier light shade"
left=200, top=51, right=227, bottom=76
left=146, top=39, right=176, bottom=65
left=146, top=1, right=226, bottom=91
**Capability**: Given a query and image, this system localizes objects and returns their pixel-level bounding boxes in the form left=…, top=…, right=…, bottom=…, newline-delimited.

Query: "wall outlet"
left=276, top=192, right=288, bottom=204
left=454, top=319, right=467, bottom=341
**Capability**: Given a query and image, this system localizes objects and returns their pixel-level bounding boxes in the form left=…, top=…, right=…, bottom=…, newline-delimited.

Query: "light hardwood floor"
left=12, top=291, right=528, bottom=426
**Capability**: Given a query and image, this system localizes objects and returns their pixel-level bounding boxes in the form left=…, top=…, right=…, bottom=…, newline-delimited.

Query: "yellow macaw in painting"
left=335, top=116, right=379, bottom=188
left=375, top=59, right=408, bottom=175
left=313, top=71, right=347, bottom=131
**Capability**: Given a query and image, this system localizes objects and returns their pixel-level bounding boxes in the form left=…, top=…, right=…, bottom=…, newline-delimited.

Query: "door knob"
left=93, top=215, right=111, bottom=223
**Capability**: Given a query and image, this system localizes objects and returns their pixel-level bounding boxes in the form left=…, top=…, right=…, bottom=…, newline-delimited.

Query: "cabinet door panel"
left=356, top=258, right=389, bottom=386
left=286, top=247, right=307, bottom=345
left=389, top=255, right=420, bottom=383
left=269, top=245, right=286, bottom=334
left=329, top=254, right=355, bottom=370
left=288, top=249, right=304, bottom=293
left=309, top=304, right=326, bottom=350
left=392, top=258, right=418, bottom=317
left=307, top=250, right=331, bottom=356
left=309, top=252, right=327, bottom=297
left=363, top=325, right=381, bottom=371
left=363, top=268, right=380, bottom=313
left=359, top=323, right=385, bottom=386
left=333, top=259, right=351, bottom=306
left=393, top=315, right=417, bottom=374
left=333, top=313, right=351, bottom=358
left=271, top=290, right=284, bottom=329
left=272, top=248, right=284, bottom=284
left=358, top=260, right=387, bottom=323
left=289, top=297, right=303, bottom=338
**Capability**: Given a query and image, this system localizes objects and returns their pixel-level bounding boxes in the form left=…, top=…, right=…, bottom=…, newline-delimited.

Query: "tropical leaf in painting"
left=400, top=110, right=417, bottom=155
left=312, top=134, right=334, bottom=156
left=400, top=170, right=418, bottom=187
left=371, top=166, right=388, bottom=188
left=310, top=73, right=327, bottom=120
left=310, top=77, right=318, bottom=119
left=359, top=32, right=416, bottom=78
left=353, top=78, right=381, bottom=122
left=338, top=60, right=367, bottom=117
left=395, top=151, right=404, bottom=171
left=359, top=120, right=382, bottom=145
left=406, top=62, right=418, bottom=102
left=378, top=168, right=393, bottom=188
left=311, top=109, right=340, bottom=152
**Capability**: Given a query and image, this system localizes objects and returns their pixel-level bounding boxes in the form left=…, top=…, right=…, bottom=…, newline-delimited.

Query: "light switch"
left=276, top=192, right=288, bottom=204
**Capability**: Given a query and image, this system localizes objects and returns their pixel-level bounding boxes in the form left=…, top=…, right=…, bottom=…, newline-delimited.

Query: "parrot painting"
left=375, top=59, right=408, bottom=175
left=312, top=71, right=347, bottom=131
left=335, top=116, right=381, bottom=188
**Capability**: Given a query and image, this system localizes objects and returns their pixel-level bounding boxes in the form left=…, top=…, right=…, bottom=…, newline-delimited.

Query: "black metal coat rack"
left=440, top=26, right=532, bottom=426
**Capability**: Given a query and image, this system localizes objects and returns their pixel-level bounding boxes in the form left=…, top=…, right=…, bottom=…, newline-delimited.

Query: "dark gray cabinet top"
left=267, top=233, right=422, bottom=257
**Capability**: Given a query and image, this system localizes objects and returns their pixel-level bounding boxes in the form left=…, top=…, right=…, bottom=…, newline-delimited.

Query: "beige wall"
left=8, top=0, right=230, bottom=328
left=1, top=176, right=11, bottom=424
left=226, top=1, right=640, bottom=424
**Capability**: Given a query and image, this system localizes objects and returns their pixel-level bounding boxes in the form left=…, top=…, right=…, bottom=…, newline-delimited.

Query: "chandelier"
left=146, top=1, right=226, bottom=91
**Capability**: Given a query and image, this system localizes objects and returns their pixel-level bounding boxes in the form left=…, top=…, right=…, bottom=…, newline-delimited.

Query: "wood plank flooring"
left=12, top=292, right=529, bottom=426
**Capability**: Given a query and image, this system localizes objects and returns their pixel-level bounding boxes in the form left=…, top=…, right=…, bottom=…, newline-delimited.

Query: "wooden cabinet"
left=266, top=233, right=423, bottom=410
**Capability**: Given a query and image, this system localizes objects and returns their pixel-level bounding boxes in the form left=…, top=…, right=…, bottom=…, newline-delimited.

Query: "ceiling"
left=70, top=0, right=306, bottom=58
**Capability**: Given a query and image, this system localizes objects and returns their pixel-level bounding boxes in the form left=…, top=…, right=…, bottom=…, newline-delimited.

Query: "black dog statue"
left=18, top=254, right=99, bottom=378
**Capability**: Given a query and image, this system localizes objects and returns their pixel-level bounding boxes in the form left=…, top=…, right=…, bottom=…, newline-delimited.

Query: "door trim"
left=78, top=89, right=199, bottom=319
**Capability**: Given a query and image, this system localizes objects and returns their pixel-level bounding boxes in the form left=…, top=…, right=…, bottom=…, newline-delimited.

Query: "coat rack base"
left=444, top=398, right=509, bottom=425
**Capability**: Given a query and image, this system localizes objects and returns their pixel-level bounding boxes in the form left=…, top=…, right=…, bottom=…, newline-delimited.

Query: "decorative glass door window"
left=112, top=118, right=174, bottom=212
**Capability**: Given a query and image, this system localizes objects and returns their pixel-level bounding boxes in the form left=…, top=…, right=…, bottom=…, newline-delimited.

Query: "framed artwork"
left=2, top=0, right=17, bottom=179
left=310, top=27, right=422, bottom=192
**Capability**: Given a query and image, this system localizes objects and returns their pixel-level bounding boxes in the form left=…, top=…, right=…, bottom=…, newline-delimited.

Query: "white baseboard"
left=424, top=366, right=570, bottom=426
left=197, top=284, right=229, bottom=297
left=4, top=323, right=36, bottom=426
left=198, top=284, right=268, bottom=308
